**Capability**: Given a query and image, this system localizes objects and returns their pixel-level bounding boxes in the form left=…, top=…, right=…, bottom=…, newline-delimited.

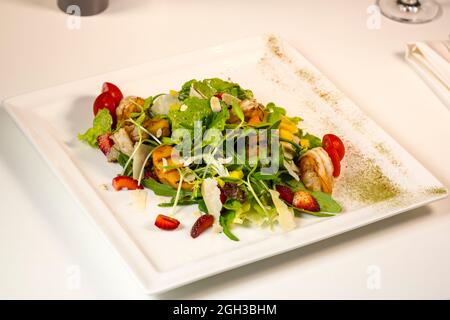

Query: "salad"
left=78, top=79, right=345, bottom=240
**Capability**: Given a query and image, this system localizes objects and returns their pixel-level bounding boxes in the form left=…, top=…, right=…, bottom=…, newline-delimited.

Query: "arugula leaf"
left=209, top=104, right=230, bottom=131
left=220, top=211, right=239, bottom=241
left=168, top=97, right=211, bottom=131
left=302, top=133, right=322, bottom=149
left=158, top=199, right=199, bottom=207
left=78, top=109, right=112, bottom=147
left=207, top=78, right=253, bottom=100
left=252, top=172, right=279, bottom=181
left=198, top=199, right=208, bottom=213
left=231, top=101, right=244, bottom=122
left=117, top=152, right=132, bottom=177
left=192, top=81, right=215, bottom=98
left=178, top=79, right=197, bottom=101
left=223, top=199, right=242, bottom=211
left=266, top=102, right=286, bottom=125
left=141, top=178, right=179, bottom=197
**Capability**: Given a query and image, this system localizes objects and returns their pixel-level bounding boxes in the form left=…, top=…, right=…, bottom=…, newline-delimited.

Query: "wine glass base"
left=377, top=0, right=440, bottom=23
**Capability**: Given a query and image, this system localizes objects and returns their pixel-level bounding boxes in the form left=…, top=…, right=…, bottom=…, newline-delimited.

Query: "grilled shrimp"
left=116, top=96, right=145, bottom=122
left=298, top=147, right=334, bottom=194
left=227, top=98, right=266, bottom=125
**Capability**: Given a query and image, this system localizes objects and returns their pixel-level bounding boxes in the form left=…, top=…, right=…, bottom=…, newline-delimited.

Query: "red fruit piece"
left=324, top=145, right=341, bottom=177
left=219, top=188, right=227, bottom=204
left=102, top=82, right=123, bottom=106
left=144, top=169, right=158, bottom=181
left=276, top=185, right=295, bottom=204
left=214, top=92, right=224, bottom=99
left=322, top=134, right=345, bottom=161
left=112, top=176, right=143, bottom=191
left=191, top=215, right=214, bottom=238
left=292, top=190, right=320, bottom=212
left=155, top=214, right=180, bottom=230
left=97, top=133, right=114, bottom=156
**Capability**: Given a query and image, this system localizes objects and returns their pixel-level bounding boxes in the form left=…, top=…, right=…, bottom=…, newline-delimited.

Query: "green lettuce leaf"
left=78, top=109, right=112, bottom=147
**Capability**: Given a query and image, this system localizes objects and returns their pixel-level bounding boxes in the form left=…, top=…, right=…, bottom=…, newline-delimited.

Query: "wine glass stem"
left=398, top=0, right=421, bottom=6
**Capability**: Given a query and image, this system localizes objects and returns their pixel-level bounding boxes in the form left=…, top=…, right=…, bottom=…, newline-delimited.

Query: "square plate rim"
left=3, top=35, right=448, bottom=295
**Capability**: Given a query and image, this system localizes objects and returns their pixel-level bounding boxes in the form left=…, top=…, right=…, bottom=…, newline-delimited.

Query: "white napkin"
left=405, top=41, right=450, bottom=109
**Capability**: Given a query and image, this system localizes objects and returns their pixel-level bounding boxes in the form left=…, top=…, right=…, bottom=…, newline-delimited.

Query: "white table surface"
left=0, top=0, right=449, bottom=299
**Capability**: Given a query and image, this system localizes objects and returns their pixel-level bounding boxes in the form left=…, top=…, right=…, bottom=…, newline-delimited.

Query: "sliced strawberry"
left=214, top=92, right=224, bottom=100
left=112, top=176, right=143, bottom=191
left=97, top=133, right=114, bottom=156
left=191, top=214, right=214, bottom=238
left=155, top=214, right=180, bottom=230
left=293, top=190, right=320, bottom=212
left=276, top=185, right=295, bottom=204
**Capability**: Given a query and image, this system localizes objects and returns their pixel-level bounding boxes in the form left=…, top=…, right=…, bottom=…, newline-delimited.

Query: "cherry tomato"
left=324, top=145, right=341, bottom=177
left=93, top=91, right=116, bottom=120
left=323, top=134, right=345, bottom=161
left=102, top=82, right=123, bottom=106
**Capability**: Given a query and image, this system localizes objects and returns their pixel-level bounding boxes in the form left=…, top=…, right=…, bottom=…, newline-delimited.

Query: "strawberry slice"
left=112, top=176, right=143, bottom=191
left=97, top=134, right=114, bottom=156
left=191, top=214, right=214, bottom=238
left=276, top=185, right=295, bottom=204
left=155, top=214, right=180, bottom=230
left=292, top=190, right=320, bottom=212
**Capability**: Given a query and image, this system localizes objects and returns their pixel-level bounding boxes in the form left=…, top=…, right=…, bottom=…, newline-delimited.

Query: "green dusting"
left=424, top=187, right=448, bottom=196
left=340, top=149, right=402, bottom=204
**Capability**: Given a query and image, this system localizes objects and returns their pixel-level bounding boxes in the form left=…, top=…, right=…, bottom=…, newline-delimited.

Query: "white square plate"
left=4, top=35, right=447, bottom=294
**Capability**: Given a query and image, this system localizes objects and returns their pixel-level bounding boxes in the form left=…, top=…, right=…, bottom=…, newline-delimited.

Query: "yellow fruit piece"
left=169, top=90, right=178, bottom=97
left=280, top=116, right=299, bottom=133
left=280, top=129, right=293, bottom=141
left=229, top=170, right=244, bottom=180
left=215, top=178, right=225, bottom=187
left=300, top=139, right=310, bottom=148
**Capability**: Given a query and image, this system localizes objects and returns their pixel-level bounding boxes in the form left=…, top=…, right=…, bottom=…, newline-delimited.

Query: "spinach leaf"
left=285, top=179, right=342, bottom=213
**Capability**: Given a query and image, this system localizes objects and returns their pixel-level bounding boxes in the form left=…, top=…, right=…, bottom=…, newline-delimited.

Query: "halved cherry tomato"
left=155, top=214, right=180, bottom=230
left=102, top=82, right=123, bottom=106
left=93, top=91, right=116, bottom=117
left=322, top=134, right=345, bottom=161
left=324, top=145, right=341, bottom=177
